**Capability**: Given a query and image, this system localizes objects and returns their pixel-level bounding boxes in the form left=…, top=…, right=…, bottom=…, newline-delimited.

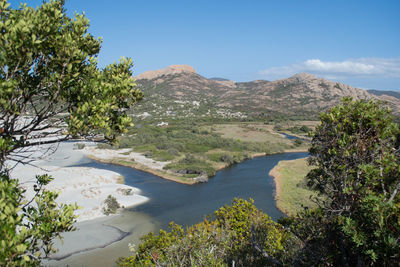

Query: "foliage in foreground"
left=0, top=0, right=141, bottom=265
left=0, top=0, right=142, bottom=165
left=117, top=199, right=300, bottom=267
left=288, top=97, right=400, bottom=266
left=0, top=172, right=77, bottom=266
left=119, top=98, right=400, bottom=266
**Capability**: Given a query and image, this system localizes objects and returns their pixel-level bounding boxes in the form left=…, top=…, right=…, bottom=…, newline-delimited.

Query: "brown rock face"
left=136, top=65, right=196, bottom=80
left=135, top=66, right=400, bottom=118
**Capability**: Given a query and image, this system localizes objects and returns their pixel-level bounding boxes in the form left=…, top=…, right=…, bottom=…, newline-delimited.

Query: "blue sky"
left=10, top=0, right=400, bottom=90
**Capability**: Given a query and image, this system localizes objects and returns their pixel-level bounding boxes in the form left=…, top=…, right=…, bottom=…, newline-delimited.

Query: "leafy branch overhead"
left=0, top=0, right=142, bottom=164
left=0, top=0, right=142, bottom=265
left=298, top=97, right=400, bottom=265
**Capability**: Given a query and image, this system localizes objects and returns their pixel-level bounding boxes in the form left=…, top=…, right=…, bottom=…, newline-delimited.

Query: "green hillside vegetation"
left=98, top=121, right=310, bottom=182
left=133, top=69, right=400, bottom=123
left=119, top=99, right=400, bottom=266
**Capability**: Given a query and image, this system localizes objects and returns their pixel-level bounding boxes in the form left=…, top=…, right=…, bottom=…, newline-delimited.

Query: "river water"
left=78, top=151, right=308, bottom=228
left=49, top=151, right=308, bottom=266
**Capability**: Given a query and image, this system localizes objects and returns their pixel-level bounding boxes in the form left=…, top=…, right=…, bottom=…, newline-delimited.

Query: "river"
left=48, top=151, right=308, bottom=266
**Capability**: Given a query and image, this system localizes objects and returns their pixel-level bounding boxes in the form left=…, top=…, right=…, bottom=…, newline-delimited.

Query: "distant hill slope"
left=209, top=77, right=231, bottom=81
left=368, top=89, right=400, bottom=100
left=132, top=65, right=400, bottom=121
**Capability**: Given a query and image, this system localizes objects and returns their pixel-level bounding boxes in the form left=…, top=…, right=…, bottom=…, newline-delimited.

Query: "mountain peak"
left=136, top=64, right=196, bottom=80
left=289, top=72, right=318, bottom=81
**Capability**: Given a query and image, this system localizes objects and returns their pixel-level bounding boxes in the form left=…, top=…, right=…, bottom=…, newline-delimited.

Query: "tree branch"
left=251, top=225, right=283, bottom=267
left=389, top=181, right=400, bottom=202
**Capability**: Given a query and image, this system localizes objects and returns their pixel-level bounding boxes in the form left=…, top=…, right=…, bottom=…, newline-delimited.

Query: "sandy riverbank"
left=269, top=158, right=316, bottom=216
left=44, top=210, right=157, bottom=267
left=82, top=146, right=308, bottom=185
left=10, top=142, right=149, bottom=222
left=8, top=141, right=152, bottom=264
left=82, top=146, right=200, bottom=184
left=269, top=167, right=282, bottom=205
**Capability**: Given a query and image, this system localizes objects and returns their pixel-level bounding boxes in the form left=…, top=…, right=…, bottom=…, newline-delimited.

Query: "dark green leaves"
left=302, top=97, right=400, bottom=265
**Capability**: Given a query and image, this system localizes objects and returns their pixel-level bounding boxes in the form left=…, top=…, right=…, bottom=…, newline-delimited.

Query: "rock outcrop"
left=136, top=64, right=196, bottom=80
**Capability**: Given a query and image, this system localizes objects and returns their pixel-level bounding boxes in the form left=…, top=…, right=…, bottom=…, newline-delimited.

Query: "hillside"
left=132, top=65, right=400, bottom=122
left=368, top=89, right=400, bottom=100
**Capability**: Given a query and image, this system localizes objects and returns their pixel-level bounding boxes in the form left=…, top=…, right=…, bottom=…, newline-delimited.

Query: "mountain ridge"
left=133, top=65, right=400, bottom=120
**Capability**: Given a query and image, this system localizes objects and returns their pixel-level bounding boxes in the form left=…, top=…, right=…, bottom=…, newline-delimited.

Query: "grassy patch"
left=164, top=154, right=216, bottom=177
left=213, top=123, right=287, bottom=144
left=96, top=121, right=311, bottom=182
left=271, top=158, right=318, bottom=216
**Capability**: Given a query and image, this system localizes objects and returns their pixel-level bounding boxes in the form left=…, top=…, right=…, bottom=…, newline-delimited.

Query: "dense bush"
left=102, top=195, right=121, bottom=215
left=287, top=125, right=311, bottom=134
left=289, top=98, right=400, bottom=266
left=293, top=139, right=303, bottom=146
left=164, top=154, right=216, bottom=177
left=117, top=199, right=300, bottom=266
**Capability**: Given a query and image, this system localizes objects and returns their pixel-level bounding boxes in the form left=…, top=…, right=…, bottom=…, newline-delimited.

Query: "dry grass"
left=270, top=158, right=318, bottom=216
left=213, top=123, right=290, bottom=144
left=275, top=120, right=320, bottom=130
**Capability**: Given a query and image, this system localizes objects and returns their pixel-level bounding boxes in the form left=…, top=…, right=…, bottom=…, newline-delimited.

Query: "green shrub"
left=102, top=195, right=120, bottom=215
left=74, top=143, right=86, bottom=150
left=299, top=125, right=311, bottom=133
left=293, top=139, right=303, bottom=146
left=117, top=199, right=300, bottom=266
left=164, top=154, right=216, bottom=177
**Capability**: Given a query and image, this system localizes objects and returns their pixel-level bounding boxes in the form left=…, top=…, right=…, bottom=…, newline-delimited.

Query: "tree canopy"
left=296, top=97, right=400, bottom=265
left=0, top=0, right=142, bottom=166
left=0, top=0, right=142, bottom=265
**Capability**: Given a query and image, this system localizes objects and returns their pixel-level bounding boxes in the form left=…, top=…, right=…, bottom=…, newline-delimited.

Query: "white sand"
left=9, top=142, right=149, bottom=222
left=44, top=210, right=157, bottom=266
left=8, top=141, right=153, bottom=262
left=83, top=146, right=171, bottom=170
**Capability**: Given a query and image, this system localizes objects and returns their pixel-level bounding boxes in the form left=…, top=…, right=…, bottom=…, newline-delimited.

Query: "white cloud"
left=258, top=58, right=400, bottom=80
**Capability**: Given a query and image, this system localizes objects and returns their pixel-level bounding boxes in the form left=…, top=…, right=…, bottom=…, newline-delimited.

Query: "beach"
left=9, top=141, right=152, bottom=265
left=10, top=141, right=149, bottom=222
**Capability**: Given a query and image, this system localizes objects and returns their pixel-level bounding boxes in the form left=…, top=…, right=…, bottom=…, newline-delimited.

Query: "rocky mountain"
left=136, top=65, right=196, bottom=80
left=209, top=77, right=231, bottom=81
left=368, top=89, right=400, bottom=100
left=132, top=65, right=400, bottom=121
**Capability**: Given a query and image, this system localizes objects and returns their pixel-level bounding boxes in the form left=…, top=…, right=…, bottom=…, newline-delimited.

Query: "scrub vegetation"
left=119, top=98, right=400, bottom=266
left=99, top=121, right=311, bottom=181
left=2, top=0, right=399, bottom=265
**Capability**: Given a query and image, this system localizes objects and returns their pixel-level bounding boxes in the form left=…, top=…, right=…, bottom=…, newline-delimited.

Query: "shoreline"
left=11, top=142, right=149, bottom=222
left=45, top=210, right=157, bottom=267
left=84, top=154, right=198, bottom=185
left=269, top=157, right=315, bottom=216
left=83, top=146, right=308, bottom=185
left=269, top=166, right=284, bottom=214
left=10, top=141, right=155, bottom=264
left=50, top=218, right=130, bottom=261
